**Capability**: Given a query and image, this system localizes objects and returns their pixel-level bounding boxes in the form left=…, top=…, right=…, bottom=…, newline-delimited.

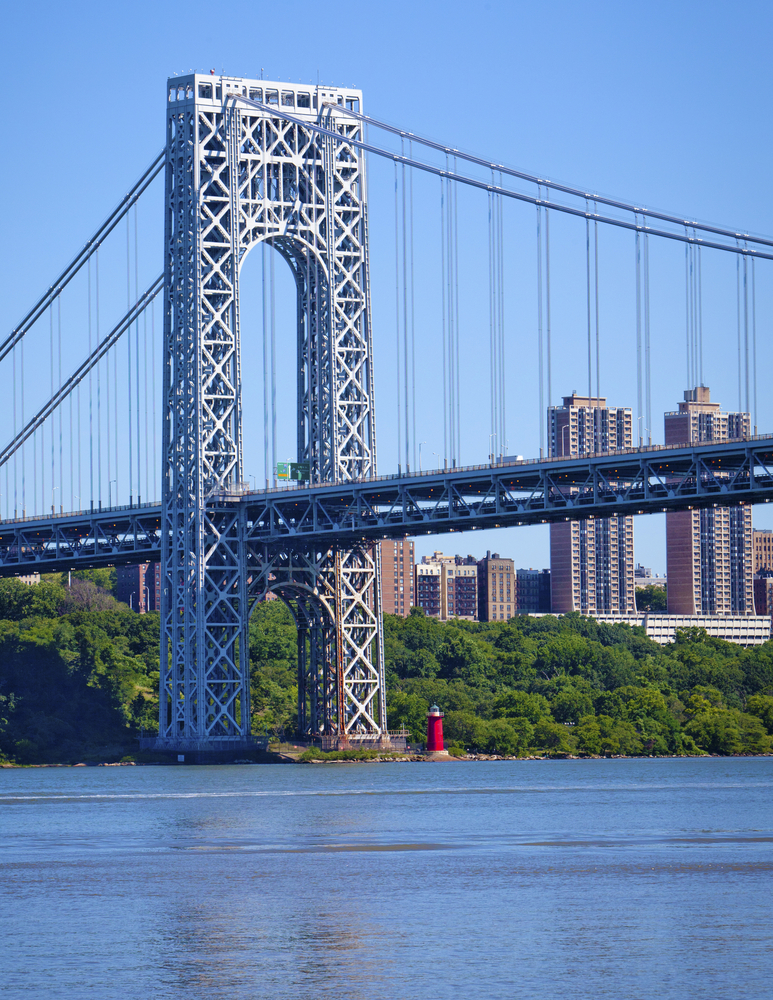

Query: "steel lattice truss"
left=5, top=439, right=773, bottom=574
left=237, top=437, right=773, bottom=543
left=159, top=76, right=382, bottom=749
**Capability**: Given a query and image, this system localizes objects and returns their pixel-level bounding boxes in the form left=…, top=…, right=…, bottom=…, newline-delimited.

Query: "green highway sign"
left=276, top=461, right=310, bottom=482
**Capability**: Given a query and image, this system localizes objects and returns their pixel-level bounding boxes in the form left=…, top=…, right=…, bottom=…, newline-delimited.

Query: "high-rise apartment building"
left=752, top=529, right=773, bottom=617
left=445, top=556, right=478, bottom=619
left=753, top=571, right=773, bottom=618
left=477, top=552, right=515, bottom=621
left=380, top=538, right=415, bottom=616
left=753, top=529, right=773, bottom=574
left=116, top=562, right=162, bottom=613
left=415, top=562, right=441, bottom=617
left=665, top=387, right=753, bottom=615
left=548, top=393, right=635, bottom=614
left=414, top=552, right=477, bottom=620
left=515, top=568, right=551, bottom=613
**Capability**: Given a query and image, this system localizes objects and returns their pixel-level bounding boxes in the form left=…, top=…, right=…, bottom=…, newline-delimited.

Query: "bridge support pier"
left=154, top=74, right=384, bottom=753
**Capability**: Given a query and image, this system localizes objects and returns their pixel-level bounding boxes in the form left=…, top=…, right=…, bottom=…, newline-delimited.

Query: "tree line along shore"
left=0, top=572, right=772, bottom=765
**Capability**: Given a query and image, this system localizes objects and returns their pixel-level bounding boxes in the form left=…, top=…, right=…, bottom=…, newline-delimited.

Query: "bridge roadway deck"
left=1, top=436, right=773, bottom=575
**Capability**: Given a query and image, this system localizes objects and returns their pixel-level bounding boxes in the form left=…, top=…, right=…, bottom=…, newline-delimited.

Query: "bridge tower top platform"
left=166, top=73, right=362, bottom=118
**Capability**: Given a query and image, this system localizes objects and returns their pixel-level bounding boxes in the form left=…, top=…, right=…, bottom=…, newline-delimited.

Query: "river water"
left=1, top=757, right=771, bottom=999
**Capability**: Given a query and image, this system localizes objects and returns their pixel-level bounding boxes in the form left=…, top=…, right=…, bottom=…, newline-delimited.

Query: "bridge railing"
left=0, top=499, right=162, bottom=525
left=3, top=432, right=773, bottom=525
left=209, top=431, right=773, bottom=501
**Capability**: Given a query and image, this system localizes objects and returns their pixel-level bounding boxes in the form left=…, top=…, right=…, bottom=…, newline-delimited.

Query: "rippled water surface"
left=1, top=757, right=771, bottom=999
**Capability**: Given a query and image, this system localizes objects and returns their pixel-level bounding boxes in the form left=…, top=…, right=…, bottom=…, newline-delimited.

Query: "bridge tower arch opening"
left=157, top=74, right=385, bottom=752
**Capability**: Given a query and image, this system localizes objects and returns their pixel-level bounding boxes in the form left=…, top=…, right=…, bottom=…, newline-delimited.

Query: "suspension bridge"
left=2, top=73, right=772, bottom=752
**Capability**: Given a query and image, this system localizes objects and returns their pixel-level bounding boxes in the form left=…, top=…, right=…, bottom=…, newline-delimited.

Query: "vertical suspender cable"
left=58, top=299, right=63, bottom=511
left=692, top=239, right=698, bottom=385
left=498, top=176, right=506, bottom=456
left=394, top=159, right=402, bottom=473
left=262, top=243, right=269, bottom=487
left=537, top=197, right=544, bottom=457
left=492, top=176, right=504, bottom=459
left=21, top=337, right=25, bottom=513
left=270, top=244, right=277, bottom=486
left=88, top=257, right=93, bottom=505
left=635, top=225, right=643, bottom=446
left=585, top=208, right=593, bottom=450
left=685, top=241, right=691, bottom=387
left=409, top=145, right=416, bottom=472
left=743, top=251, right=750, bottom=416
left=440, top=174, right=447, bottom=468
left=303, top=245, right=311, bottom=483
left=113, top=327, right=119, bottom=502
left=12, top=342, right=16, bottom=515
left=594, top=206, right=600, bottom=410
left=446, top=172, right=452, bottom=466
left=96, top=252, right=101, bottom=507
left=446, top=166, right=453, bottom=466
left=143, top=293, right=149, bottom=497
left=135, top=204, right=142, bottom=501
left=453, top=158, right=461, bottom=466
left=752, top=258, right=758, bottom=434
left=401, top=144, right=410, bottom=471
left=106, top=302, right=112, bottom=504
left=77, top=340, right=82, bottom=508
left=50, top=303, right=54, bottom=510
left=697, top=244, right=704, bottom=386
left=151, top=299, right=157, bottom=498
left=544, top=195, right=551, bottom=438
left=446, top=166, right=454, bottom=465
left=489, top=188, right=495, bottom=458
left=736, top=247, right=742, bottom=411
left=127, top=215, right=133, bottom=504
left=69, top=299, right=74, bottom=509
left=643, top=233, right=651, bottom=445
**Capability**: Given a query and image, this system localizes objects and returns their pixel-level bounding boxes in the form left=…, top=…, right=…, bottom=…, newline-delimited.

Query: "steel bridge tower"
left=157, top=74, right=385, bottom=752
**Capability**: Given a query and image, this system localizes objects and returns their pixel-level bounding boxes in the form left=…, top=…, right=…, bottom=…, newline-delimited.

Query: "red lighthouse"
left=426, top=704, right=445, bottom=752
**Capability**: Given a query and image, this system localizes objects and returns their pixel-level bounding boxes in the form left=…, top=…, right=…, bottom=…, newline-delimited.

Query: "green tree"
left=636, top=584, right=667, bottom=612
left=443, top=710, right=488, bottom=750
left=745, top=694, right=773, bottom=733
left=491, top=690, right=549, bottom=723
left=532, top=718, right=574, bottom=754
left=551, top=686, right=595, bottom=724
left=437, top=630, right=489, bottom=685
left=386, top=691, right=428, bottom=741
left=484, top=718, right=532, bottom=756
left=575, top=715, right=602, bottom=754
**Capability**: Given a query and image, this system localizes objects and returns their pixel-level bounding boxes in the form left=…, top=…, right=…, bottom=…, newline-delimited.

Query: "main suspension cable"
left=327, top=102, right=772, bottom=251
left=233, top=96, right=773, bottom=260
left=0, top=279, right=163, bottom=469
left=0, top=149, right=165, bottom=364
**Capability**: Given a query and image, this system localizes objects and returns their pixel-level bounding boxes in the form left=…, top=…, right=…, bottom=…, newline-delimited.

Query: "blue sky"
left=2, top=0, right=772, bottom=571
